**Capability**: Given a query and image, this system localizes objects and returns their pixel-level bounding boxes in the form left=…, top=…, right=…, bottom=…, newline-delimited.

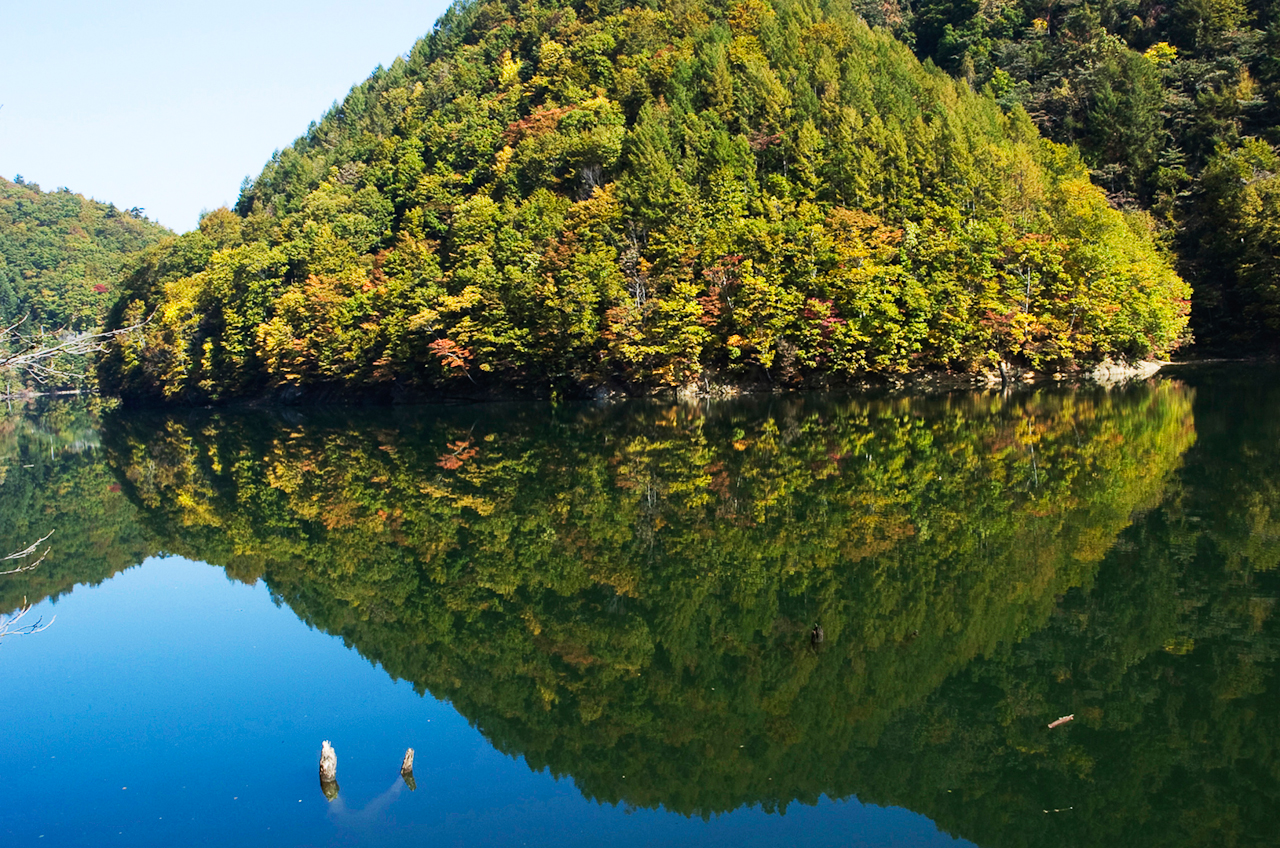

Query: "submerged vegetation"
left=98, top=0, right=1190, bottom=402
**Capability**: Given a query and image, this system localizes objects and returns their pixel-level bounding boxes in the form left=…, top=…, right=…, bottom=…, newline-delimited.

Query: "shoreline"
left=671, top=358, right=1169, bottom=402
left=82, top=358, right=1187, bottom=410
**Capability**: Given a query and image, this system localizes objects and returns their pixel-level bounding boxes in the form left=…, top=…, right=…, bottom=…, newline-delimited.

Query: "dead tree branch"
left=0, top=313, right=150, bottom=391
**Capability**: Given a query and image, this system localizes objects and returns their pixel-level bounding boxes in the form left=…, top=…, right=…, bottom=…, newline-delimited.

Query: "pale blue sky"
left=0, top=0, right=453, bottom=232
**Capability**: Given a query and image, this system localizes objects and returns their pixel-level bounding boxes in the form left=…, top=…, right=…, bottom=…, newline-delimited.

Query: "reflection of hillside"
left=0, top=400, right=153, bottom=613
left=857, top=369, right=1280, bottom=848
left=106, top=384, right=1194, bottom=819
left=13, top=379, right=1280, bottom=847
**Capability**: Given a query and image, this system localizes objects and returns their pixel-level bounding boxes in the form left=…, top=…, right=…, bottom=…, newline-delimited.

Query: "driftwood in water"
left=319, top=740, right=339, bottom=801
left=401, top=747, right=416, bottom=791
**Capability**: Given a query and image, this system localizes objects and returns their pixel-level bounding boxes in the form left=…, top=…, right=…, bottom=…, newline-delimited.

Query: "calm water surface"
left=1, top=365, right=1277, bottom=846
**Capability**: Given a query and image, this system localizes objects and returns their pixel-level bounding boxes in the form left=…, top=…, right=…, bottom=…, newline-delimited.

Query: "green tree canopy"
left=0, top=177, right=169, bottom=332
left=901, top=0, right=1280, bottom=350
left=99, top=0, right=1190, bottom=403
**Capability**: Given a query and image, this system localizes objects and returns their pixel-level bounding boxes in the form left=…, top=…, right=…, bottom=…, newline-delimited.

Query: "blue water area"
left=0, top=557, right=972, bottom=847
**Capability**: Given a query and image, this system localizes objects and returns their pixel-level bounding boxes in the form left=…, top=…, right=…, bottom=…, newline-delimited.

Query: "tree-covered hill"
left=901, top=0, right=1280, bottom=351
left=100, top=0, right=1190, bottom=403
left=0, top=177, right=170, bottom=332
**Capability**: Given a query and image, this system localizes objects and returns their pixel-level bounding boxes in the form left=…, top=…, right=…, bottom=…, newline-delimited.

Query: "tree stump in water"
left=319, top=740, right=339, bottom=801
left=401, top=747, right=416, bottom=791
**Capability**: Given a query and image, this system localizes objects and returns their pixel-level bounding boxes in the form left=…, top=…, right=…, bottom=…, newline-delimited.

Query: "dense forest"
left=0, top=178, right=170, bottom=394
left=3, top=2, right=1277, bottom=838
left=899, top=0, right=1280, bottom=350
left=0, top=177, right=168, bottom=332
left=97, top=0, right=1194, bottom=402
left=0, top=1, right=1271, bottom=401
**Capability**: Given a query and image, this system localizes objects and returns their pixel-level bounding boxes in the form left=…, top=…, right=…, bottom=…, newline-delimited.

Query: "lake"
left=1, top=365, right=1277, bottom=847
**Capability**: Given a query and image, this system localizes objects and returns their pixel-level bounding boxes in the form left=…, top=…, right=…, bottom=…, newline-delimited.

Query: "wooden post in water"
left=319, top=740, right=339, bottom=801
left=401, top=747, right=416, bottom=791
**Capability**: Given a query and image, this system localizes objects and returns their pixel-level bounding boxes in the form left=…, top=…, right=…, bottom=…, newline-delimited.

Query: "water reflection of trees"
left=873, top=371, right=1280, bottom=848
left=0, top=399, right=151, bottom=613
left=17, top=379, right=1280, bottom=846
left=101, top=385, right=1196, bottom=823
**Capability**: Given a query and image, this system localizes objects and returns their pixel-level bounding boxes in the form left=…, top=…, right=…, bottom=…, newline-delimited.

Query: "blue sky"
left=0, top=0, right=453, bottom=232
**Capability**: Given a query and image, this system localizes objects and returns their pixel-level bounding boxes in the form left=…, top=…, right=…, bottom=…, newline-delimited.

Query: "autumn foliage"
left=99, top=0, right=1190, bottom=402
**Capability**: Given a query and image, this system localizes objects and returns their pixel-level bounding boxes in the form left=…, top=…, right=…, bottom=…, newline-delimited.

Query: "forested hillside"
left=0, top=177, right=169, bottom=331
left=901, top=0, right=1280, bottom=349
left=100, top=0, right=1191, bottom=402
